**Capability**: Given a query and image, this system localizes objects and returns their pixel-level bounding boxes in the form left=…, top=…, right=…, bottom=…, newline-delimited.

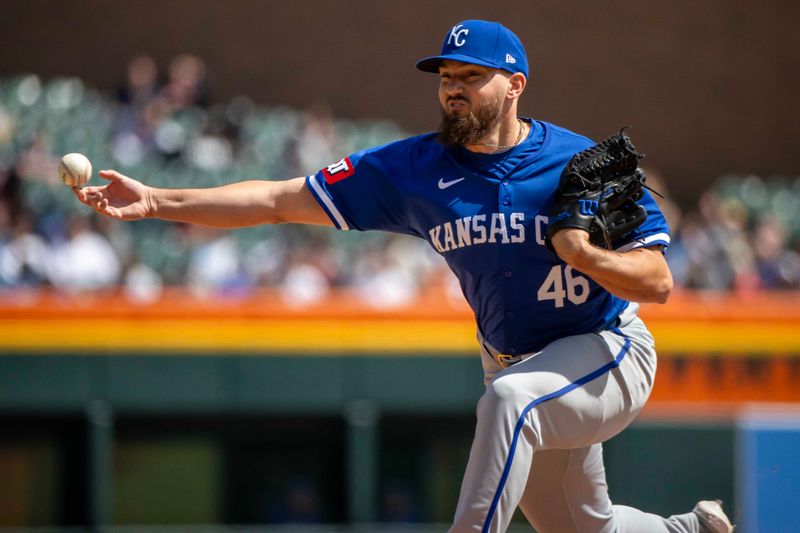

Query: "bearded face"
left=438, top=91, right=505, bottom=147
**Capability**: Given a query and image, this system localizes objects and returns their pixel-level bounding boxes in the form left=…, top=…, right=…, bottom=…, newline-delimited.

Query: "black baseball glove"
left=545, top=128, right=650, bottom=251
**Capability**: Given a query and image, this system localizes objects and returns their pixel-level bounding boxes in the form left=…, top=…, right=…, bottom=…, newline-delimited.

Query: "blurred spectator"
left=672, top=191, right=755, bottom=291
left=185, top=226, right=248, bottom=297
left=242, top=236, right=287, bottom=287
left=284, top=102, right=342, bottom=177
left=185, top=133, right=234, bottom=172
left=0, top=103, right=13, bottom=150
left=14, top=133, right=58, bottom=186
left=0, top=212, right=50, bottom=288
left=352, top=239, right=420, bottom=308
left=122, top=257, right=164, bottom=304
left=113, top=55, right=163, bottom=166
left=161, top=54, right=208, bottom=111
left=116, top=55, right=160, bottom=109
left=753, top=216, right=800, bottom=289
left=280, top=261, right=330, bottom=306
left=99, top=217, right=134, bottom=268
left=47, top=215, right=121, bottom=291
left=280, top=250, right=331, bottom=307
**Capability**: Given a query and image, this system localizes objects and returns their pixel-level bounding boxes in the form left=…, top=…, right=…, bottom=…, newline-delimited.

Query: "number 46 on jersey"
left=537, top=265, right=589, bottom=308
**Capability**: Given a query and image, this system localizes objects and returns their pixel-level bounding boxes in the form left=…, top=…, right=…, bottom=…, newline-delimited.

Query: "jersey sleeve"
left=304, top=143, right=410, bottom=233
left=614, top=189, right=671, bottom=251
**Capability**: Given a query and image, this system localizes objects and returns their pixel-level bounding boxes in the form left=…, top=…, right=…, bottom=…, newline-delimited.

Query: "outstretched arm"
left=74, top=170, right=333, bottom=228
left=551, top=228, right=673, bottom=304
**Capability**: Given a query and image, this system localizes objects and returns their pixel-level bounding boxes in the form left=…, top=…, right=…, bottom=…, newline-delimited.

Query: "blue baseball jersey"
left=306, top=119, right=670, bottom=356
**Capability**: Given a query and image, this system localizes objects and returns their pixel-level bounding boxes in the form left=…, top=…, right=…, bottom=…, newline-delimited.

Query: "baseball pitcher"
left=74, top=19, right=734, bottom=533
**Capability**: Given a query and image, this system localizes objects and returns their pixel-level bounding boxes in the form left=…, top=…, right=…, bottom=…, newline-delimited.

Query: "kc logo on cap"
left=447, top=24, right=470, bottom=47
left=416, top=20, right=529, bottom=78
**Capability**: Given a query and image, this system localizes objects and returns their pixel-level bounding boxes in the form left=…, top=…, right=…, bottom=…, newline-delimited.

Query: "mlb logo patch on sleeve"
left=322, top=157, right=355, bottom=184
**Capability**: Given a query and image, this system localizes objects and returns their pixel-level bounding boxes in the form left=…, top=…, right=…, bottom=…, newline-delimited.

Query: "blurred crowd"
left=659, top=173, right=800, bottom=291
left=1, top=55, right=800, bottom=305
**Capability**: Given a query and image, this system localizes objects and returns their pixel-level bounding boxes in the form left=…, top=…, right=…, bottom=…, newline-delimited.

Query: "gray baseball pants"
left=450, top=304, right=700, bottom=532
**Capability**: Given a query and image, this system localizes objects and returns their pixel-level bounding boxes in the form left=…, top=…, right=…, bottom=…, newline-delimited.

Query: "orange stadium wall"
left=1, top=288, right=799, bottom=410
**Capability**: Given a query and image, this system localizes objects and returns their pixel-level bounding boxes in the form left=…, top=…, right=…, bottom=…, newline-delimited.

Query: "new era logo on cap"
left=416, top=20, right=529, bottom=77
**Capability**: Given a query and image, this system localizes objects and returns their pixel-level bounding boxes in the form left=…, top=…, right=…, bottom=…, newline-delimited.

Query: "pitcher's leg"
left=451, top=320, right=662, bottom=532
left=450, top=377, right=540, bottom=532
left=518, top=446, right=612, bottom=533
left=519, top=444, right=700, bottom=533
left=613, top=505, right=699, bottom=533
left=450, top=331, right=629, bottom=532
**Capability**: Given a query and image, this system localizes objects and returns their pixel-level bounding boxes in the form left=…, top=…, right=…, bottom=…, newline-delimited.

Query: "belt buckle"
left=496, top=353, right=521, bottom=368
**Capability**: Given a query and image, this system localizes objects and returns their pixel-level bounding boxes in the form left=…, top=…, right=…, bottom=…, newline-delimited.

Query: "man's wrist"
left=144, top=186, right=160, bottom=218
left=551, top=228, right=593, bottom=266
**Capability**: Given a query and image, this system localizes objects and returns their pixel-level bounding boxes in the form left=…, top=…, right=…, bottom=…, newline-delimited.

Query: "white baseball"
left=58, top=153, right=93, bottom=187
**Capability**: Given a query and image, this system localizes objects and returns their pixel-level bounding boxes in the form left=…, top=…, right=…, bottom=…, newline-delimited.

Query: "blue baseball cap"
left=416, top=20, right=528, bottom=77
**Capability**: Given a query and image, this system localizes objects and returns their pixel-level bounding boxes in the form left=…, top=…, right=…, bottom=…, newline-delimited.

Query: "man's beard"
left=438, top=93, right=504, bottom=147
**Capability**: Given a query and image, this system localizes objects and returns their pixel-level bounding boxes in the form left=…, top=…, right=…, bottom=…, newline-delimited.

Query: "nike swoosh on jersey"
left=438, top=177, right=466, bottom=189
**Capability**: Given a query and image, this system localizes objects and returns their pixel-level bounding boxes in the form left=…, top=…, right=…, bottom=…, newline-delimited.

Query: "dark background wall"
left=0, top=353, right=736, bottom=526
left=1, top=0, right=798, bottom=203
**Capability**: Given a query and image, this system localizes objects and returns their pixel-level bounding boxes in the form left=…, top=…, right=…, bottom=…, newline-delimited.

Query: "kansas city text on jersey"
left=428, top=212, right=526, bottom=253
